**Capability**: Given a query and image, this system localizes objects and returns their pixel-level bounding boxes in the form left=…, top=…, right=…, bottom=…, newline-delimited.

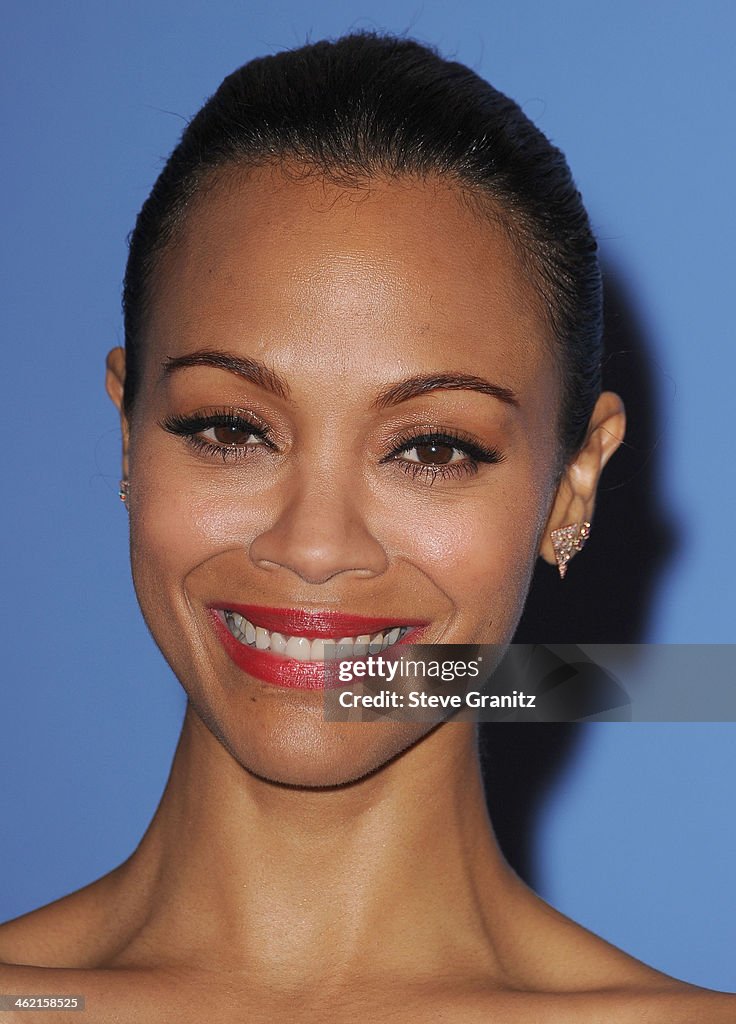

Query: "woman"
left=1, top=31, right=732, bottom=1021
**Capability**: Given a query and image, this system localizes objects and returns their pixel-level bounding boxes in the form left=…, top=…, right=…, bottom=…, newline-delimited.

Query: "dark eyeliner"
left=162, top=409, right=273, bottom=443
left=380, top=428, right=505, bottom=481
left=160, top=408, right=276, bottom=463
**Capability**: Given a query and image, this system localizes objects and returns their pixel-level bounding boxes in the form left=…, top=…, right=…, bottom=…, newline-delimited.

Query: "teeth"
left=385, top=627, right=400, bottom=648
left=270, top=631, right=287, bottom=655
left=221, top=613, right=411, bottom=662
left=285, top=636, right=311, bottom=661
left=353, top=635, right=370, bottom=656
left=225, top=611, right=246, bottom=642
left=368, top=632, right=384, bottom=655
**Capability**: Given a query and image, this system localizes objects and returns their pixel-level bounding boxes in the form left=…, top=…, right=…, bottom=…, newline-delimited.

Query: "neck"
left=112, top=703, right=527, bottom=986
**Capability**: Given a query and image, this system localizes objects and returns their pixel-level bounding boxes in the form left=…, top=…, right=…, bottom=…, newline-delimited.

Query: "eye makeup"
left=160, top=407, right=505, bottom=481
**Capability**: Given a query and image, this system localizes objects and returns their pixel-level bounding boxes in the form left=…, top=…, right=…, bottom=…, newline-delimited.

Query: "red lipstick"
left=211, top=603, right=427, bottom=638
left=208, top=604, right=429, bottom=690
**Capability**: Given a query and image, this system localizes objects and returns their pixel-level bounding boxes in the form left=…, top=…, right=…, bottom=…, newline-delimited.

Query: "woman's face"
left=108, top=165, right=568, bottom=786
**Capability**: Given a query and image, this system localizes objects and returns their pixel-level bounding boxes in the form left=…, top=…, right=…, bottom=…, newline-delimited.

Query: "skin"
left=1, top=165, right=733, bottom=1022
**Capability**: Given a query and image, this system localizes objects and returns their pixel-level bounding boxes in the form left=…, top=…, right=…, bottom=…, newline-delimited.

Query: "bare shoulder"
left=0, top=960, right=196, bottom=1024
left=580, top=982, right=736, bottom=1023
left=666, top=984, right=736, bottom=1021
left=496, top=883, right=736, bottom=1023
left=0, top=961, right=96, bottom=1022
left=0, top=863, right=131, bottom=969
left=553, top=932, right=736, bottom=1022
left=3, top=888, right=189, bottom=1023
left=459, top=981, right=736, bottom=1024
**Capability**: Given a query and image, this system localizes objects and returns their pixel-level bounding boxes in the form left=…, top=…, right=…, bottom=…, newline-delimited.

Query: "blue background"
left=1, top=0, right=735, bottom=990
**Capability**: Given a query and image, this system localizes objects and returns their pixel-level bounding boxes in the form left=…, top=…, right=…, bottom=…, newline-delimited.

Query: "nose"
left=248, top=470, right=389, bottom=585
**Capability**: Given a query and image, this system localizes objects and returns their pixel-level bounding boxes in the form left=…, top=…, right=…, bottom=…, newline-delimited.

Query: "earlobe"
left=538, top=391, right=626, bottom=572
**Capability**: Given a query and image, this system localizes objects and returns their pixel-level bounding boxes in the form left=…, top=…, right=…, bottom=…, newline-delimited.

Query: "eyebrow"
left=160, top=349, right=519, bottom=409
left=161, top=351, right=290, bottom=400
left=370, top=372, right=519, bottom=409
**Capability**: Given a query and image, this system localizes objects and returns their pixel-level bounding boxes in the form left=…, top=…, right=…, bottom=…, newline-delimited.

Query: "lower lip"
left=209, top=611, right=427, bottom=690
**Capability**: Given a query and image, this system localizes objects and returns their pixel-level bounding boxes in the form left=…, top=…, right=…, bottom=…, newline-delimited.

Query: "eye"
left=200, top=423, right=263, bottom=447
left=400, top=440, right=467, bottom=466
left=160, top=409, right=275, bottom=462
left=383, top=429, right=505, bottom=483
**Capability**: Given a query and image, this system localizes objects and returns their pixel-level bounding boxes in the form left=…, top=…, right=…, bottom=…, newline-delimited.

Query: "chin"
left=193, top=694, right=432, bottom=788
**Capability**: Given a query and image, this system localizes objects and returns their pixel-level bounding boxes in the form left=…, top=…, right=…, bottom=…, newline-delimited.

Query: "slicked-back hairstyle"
left=123, top=31, right=602, bottom=464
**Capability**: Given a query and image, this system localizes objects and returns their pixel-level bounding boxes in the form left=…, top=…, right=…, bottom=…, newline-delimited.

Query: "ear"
left=539, top=391, right=626, bottom=569
left=105, top=347, right=130, bottom=480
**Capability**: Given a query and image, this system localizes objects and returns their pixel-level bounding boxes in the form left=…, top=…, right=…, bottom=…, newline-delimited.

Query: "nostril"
left=248, top=519, right=388, bottom=583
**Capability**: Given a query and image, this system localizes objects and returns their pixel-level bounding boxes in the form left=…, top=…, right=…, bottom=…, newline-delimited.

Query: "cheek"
left=386, top=473, right=549, bottom=640
left=126, top=437, right=256, bottom=663
left=129, top=443, right=275, bottom=581
left=129, top=480, right=274, bottom=664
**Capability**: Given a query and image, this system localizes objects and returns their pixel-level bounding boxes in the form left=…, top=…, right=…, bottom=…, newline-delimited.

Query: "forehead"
left=145, top=164, right=553, bottom=393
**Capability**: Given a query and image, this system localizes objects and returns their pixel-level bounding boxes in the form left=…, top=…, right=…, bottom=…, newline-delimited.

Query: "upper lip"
left=209, top=603, right=429, bottom=639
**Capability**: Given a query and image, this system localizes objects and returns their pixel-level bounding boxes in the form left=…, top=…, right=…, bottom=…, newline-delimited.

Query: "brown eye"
left=210, top=424, right=257, bottom=446
left=199, top=423, right=263, bottom=448
left=404, top=442, right=461, bottom=466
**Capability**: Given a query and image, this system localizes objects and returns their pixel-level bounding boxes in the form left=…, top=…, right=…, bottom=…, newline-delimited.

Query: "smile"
left=208, top=604, right=429, bottom=690
left=223, top=611, right=411, bottom=660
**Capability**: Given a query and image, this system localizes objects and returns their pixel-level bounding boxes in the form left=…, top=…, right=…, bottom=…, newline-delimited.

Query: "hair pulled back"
left=123, top=30, right=602, bottom=463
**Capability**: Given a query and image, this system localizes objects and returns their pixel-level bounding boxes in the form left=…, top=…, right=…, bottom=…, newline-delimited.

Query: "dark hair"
left=123, top=30, right=602, bottom=464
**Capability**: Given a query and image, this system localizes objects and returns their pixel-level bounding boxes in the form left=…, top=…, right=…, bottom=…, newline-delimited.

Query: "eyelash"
left=160, top=410, right=505, bottom=482
left=380, top=429, right=504, bottom=483
left=161, top=410, right=275, bottom=463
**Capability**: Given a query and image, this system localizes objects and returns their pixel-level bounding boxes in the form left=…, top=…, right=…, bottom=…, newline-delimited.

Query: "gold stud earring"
left=118, top=478, right=130, bottom=505
left=550, top=521, right=591, bottom=579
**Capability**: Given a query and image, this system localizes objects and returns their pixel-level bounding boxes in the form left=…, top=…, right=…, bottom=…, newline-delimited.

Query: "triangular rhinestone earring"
left=118, top=478, right=130, bottom=505
left=550, top=521, right=591, bottom=579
